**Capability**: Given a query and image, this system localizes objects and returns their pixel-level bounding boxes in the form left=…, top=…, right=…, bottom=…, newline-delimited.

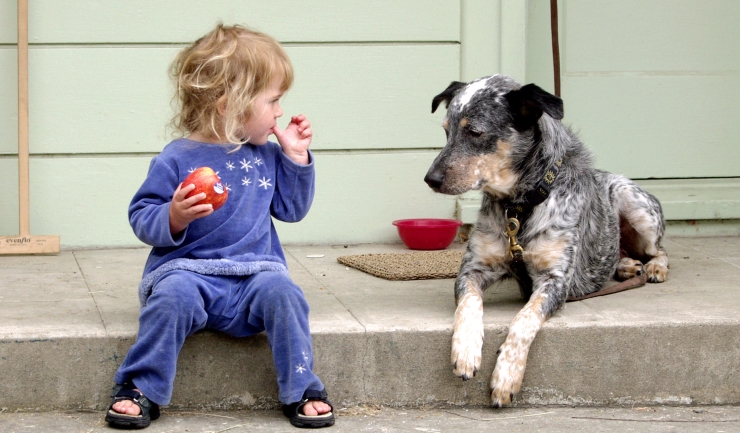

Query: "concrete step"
left=1, top=237, right=739, bottom=411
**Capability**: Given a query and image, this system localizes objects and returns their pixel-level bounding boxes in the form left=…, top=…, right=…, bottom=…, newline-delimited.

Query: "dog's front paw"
left=451, top=329, right=482, bottom=380
left=451, top=292, right=484, bottom=380
left=489, top=345, right=525, bottom=407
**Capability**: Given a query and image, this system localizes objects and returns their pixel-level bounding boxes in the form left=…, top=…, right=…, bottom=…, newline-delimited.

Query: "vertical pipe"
left=550, top=0, right=561, bottom=97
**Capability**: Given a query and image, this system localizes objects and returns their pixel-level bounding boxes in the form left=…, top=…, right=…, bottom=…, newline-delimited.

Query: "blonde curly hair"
left=169, top=24, right=293, bottom=146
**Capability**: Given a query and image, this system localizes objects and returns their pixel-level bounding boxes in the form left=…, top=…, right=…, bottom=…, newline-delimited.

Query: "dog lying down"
left=424, top=75, right=668, bottom=407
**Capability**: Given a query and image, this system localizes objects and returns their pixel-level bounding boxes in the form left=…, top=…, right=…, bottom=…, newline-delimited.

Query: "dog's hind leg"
left=610, top=176, right=669, bottom=283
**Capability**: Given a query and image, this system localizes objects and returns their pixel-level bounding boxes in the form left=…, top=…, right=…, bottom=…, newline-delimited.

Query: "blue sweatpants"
left=114, top=270, right=325, bottom=406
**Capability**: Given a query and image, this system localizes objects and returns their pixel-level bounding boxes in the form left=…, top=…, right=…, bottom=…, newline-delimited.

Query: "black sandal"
left=105, top=382, right=160, bottom=429
left=282, top=389, right=335, bottom=428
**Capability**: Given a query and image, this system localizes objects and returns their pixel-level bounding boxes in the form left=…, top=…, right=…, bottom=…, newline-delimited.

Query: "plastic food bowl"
left=392, top=218, right=463, bottom=250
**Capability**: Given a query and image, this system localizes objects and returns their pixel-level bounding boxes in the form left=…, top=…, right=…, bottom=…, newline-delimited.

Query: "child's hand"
left=169, top=183, right=214, bottom=234
left=272, top=114, right=312, bottom=165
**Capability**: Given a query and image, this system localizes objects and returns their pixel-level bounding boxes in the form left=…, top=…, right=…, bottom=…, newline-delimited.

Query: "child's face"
left=242, top=81, right=284, bottom=145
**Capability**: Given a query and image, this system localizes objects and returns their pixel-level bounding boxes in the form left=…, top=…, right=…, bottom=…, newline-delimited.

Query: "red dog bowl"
left=392, top=218, right=463, bottom=250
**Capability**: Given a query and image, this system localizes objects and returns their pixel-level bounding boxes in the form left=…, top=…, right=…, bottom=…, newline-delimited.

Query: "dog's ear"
left=432, top=81, right=467, bottom=113
left=504, top=84, right=564, bottom=131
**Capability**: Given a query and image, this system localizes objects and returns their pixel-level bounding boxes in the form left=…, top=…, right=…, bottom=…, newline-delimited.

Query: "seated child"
left=105, top=23, right=334, bottom=429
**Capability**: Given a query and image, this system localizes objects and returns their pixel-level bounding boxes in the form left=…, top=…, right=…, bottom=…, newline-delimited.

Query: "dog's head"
left=424, top=75, right=563, bottom=198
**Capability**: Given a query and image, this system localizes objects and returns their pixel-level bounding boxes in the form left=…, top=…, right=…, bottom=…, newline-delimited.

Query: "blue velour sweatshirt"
left=129, top=138, right=315, bottom=306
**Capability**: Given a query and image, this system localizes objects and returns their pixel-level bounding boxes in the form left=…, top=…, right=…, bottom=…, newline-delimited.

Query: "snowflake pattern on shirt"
left=207, top=156, right=272, bottom=198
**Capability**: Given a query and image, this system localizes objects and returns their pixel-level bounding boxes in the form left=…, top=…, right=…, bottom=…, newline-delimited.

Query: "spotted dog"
left=425, top=75, right=668, bottom=407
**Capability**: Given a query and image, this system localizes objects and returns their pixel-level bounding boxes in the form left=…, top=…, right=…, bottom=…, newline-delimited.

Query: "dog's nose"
left=424, top=170, right=444, bottom=190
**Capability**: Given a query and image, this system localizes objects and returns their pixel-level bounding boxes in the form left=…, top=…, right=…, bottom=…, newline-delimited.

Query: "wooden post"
left=17, top=0, right=30, bottom=236
left=0, top=0, right=60, bottom=255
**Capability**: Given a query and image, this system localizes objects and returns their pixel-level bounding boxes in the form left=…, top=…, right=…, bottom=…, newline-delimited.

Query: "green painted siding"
left=0, top=2, right=14, bottom=43
left=1, top=44, right=458, bottom=155
left=0, top=1, right=461, bottom=247
left=492, top=0, right=740, bottom=224
left=460, top=0, right=740, bottom=224
left=0, top=158, right=18, bottom=235
left=1, top=0, right=738, bottom=247
left=530, top=0, right=740, bottom=179
left=15, top=152, right=454, bottom=247
left=0, top=47, right=17, bottom=153
left=0, top=1, right=460, bottom=44
left=635, top=179, right=740, bottom=220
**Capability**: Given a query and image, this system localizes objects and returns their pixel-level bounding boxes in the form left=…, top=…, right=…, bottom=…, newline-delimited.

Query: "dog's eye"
left=467, top=129, right=483, bottom=138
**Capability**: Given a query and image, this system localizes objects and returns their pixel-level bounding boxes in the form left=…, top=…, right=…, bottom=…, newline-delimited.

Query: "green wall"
left=461, top=0, right=740, bottom=228
left=1, top=1, right=738, bottom=248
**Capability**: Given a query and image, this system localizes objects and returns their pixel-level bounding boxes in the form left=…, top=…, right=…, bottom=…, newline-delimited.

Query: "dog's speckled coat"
left=425, top=75, right=668, bottom=407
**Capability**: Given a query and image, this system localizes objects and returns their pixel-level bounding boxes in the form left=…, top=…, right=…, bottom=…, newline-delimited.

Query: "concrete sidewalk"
left=0, top=236, right=739, bottom=412
left=2, top=405, right=739, bottom=433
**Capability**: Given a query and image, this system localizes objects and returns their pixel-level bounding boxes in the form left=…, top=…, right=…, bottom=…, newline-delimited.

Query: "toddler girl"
left=105, top=23, right=333, bottom=429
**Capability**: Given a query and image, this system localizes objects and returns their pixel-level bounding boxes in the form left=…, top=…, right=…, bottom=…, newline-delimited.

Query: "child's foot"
left=111, top=392, right=143, bottom=416
left=301, top=400, right=332, bottom=416
left=105, top=383, right=160, bottom=429
left=282, top=389, right=335, bottom=428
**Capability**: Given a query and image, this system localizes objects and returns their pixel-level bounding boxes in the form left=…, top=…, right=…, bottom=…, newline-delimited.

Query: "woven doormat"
left=337, top=250, right=464, bottom=281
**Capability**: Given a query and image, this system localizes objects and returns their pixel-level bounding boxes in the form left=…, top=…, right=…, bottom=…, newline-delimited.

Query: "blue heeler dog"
left=425, top=75, right=668, bottom=407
